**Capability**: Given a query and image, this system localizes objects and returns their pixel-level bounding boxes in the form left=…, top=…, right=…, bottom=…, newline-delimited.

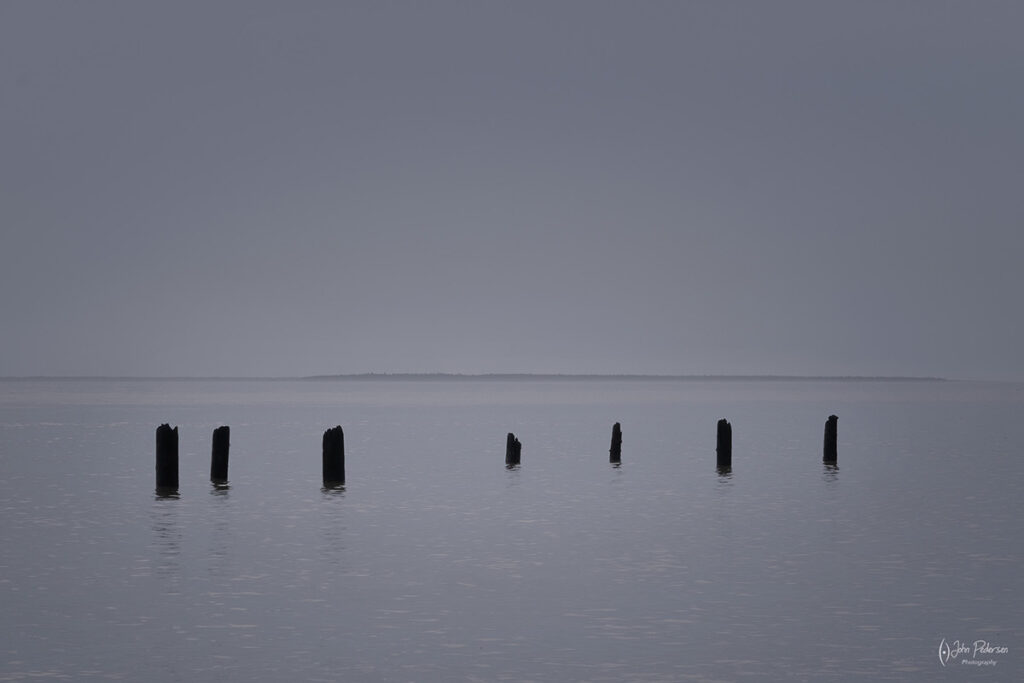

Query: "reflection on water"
left=504, top=464, right=521, bottom=490
left=319, top=486, right=346, bottom=568
left=823, top=462, right=839, bottom=485
left=207, top=483, right=233, bottom=579
left=151, top=498, right=181, bottom=586
left=716, top=466, right=734, bottom=493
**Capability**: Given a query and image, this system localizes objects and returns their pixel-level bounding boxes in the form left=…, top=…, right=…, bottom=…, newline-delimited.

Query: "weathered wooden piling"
left=210, top=425, right=230, bottom=484
left=610, top=422, right=622, bottom=464
left=716, top=419, right=732, bottom=469
left=823, top=414, right=838, bottom=463
left=155, top=423, right=179, bottom=492
left=505, top=432, right=522, bottom=467
left=322, top=426, right=345, bottom=486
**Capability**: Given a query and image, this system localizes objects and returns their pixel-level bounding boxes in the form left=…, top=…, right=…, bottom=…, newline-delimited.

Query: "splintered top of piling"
left=323, top=425, right=344, bottom=447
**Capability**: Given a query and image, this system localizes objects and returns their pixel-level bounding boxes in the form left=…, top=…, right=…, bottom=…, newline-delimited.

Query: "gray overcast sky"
left=2, top=1, right=1022, bottom=379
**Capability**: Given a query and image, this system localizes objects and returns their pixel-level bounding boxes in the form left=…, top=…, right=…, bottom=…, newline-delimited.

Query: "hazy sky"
left=2, top=1, right=1022, bottom=379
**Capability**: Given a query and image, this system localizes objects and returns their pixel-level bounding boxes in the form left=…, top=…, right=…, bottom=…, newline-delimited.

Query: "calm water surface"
left=1, top=379, right=1021, bottom=681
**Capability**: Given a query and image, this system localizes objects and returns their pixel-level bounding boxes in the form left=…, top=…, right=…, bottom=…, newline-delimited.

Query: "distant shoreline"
left=0, top=373, right=950, bottom=382
left=303, top=373, right=949, bottom=382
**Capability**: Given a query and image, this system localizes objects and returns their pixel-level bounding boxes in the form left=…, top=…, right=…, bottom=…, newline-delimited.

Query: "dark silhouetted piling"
left=823, top=414, right=838, bottom=463
left=610, top=422, right=622, bottom=464
left=210, top=425, right=230, bottom=484
left=716, top=419, right=732, bottom=469
left=505, top=432, right=521, bottom=467
left=323, top=426, right=345, bottom=486
left=155, top=423, right=179, bottom=493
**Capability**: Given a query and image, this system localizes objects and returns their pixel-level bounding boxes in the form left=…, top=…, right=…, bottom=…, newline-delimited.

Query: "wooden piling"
left=155, top=423, right=179, bottom=492
left=610, top=422, right=622, bottom=464
left=716, top=419, right=732, bottom=469
left=823, top=414, right=838, bottom=463
left=323, top=426, right=345, bottom=486
left=505, top=432, right=521, bottom=467
left=210, top=425, right=230, bottom=484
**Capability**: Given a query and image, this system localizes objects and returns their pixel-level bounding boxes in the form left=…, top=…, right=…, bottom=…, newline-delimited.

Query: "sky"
left=2, top=1, right=1022, bottom=380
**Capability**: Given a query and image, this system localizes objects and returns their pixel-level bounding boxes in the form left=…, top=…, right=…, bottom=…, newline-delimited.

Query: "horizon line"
left=0, top=372, right=952, bottom=382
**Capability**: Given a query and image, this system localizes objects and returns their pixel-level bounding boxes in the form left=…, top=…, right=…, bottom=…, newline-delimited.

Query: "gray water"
left=1, top=378, right=1020, bottom=681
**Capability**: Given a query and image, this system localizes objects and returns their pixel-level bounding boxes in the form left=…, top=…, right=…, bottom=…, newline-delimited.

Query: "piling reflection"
left=505, top=462, right=522, bottom=489
left=151, top=496, right=182, bottom=584
left=823, top=462, right=839, bottom=485
left=319, top=484, right=347, bottom=568
left=716, top=466, right=734, bottom=491
left=207, top=481, right=232, bottom=579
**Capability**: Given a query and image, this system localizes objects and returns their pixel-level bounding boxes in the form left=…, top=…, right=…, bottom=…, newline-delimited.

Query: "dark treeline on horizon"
left=301, top=373, right=949, bottom=382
